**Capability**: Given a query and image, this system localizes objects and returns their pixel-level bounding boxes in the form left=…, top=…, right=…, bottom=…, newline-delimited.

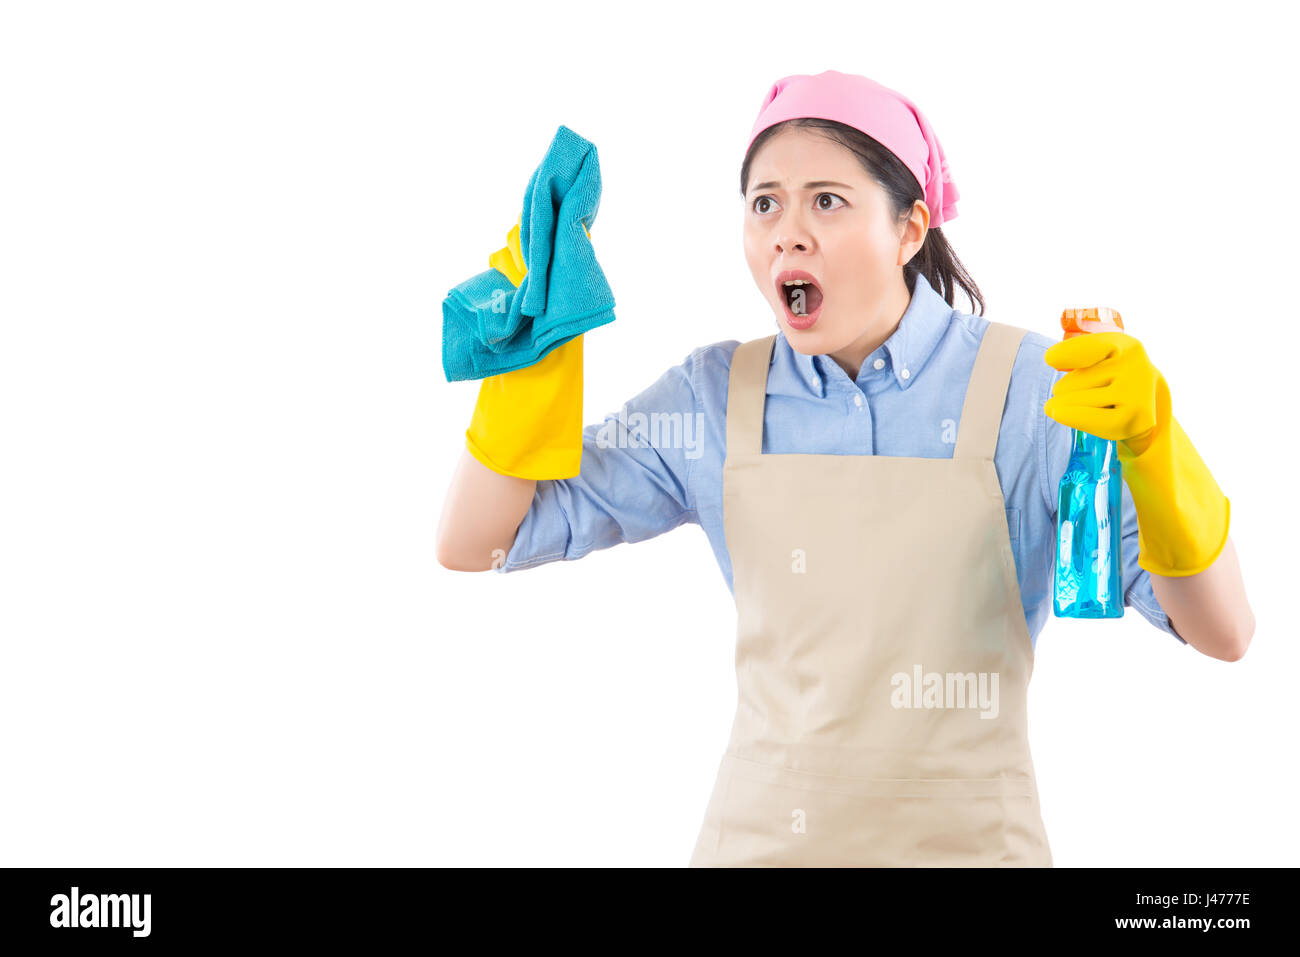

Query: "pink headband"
left=746, top=70, right=959, bottom=229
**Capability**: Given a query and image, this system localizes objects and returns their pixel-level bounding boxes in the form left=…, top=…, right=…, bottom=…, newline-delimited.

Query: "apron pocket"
left=699, top=753, right=1044, bottom=867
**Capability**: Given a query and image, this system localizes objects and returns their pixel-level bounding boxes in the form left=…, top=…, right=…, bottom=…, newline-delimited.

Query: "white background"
left=1, top=0, right=1293, bottom=867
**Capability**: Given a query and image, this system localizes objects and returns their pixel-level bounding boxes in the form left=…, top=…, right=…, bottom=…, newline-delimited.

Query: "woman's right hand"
left=464, top=213, right=585, bottom=480
left=437, top=217, right=587, bottom=570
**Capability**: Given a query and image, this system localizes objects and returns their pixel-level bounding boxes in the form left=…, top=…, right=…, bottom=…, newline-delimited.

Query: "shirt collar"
left=768, top=272, right=954, bottom=398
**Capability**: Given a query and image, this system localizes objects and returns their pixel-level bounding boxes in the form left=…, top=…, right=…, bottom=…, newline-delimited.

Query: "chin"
left=776, top=311, right=831, bottom=352
left=783, top=334, right=822, bottom=355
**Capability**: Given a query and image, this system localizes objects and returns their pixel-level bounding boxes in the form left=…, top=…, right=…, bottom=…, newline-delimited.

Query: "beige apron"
left=689, top=321, right=1052, bottom=867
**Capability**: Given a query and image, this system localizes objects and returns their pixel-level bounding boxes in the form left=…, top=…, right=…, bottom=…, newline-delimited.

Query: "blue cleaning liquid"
left=1053, top=427, right=1124, bottom=618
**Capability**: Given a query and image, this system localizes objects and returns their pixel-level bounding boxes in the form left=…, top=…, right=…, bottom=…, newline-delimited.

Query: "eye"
left=750, top=192, right=847, bottom=215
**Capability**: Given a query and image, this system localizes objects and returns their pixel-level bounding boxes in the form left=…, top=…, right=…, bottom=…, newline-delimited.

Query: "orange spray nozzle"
left=1060, top=307, right=1124, bottom=339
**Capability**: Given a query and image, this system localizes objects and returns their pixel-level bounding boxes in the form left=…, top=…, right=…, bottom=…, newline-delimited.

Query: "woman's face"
left=743, top=126, right=927, bottom=363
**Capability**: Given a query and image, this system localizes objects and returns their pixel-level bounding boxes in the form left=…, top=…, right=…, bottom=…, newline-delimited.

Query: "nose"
left=775, top=213, right=814, bottom=254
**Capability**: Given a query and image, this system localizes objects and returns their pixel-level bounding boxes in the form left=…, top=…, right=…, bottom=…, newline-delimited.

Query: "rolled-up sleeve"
left=1041, top=365, right=1184, bottom=643
left=496, top=348, right=702, bottom=574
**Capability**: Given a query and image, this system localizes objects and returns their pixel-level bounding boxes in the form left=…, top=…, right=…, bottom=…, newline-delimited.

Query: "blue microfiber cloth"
left=442, top=124, right=617, bottom=382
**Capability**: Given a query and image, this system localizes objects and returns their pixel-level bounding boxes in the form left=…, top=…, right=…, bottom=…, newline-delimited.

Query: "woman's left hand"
left=1043, top=329, right=1231, bottom=577
left=1042, top=331, right=1167, bottom=459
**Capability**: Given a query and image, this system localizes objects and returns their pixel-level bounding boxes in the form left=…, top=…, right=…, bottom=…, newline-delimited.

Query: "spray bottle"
left=1053, top=307, right=1125, bottom=619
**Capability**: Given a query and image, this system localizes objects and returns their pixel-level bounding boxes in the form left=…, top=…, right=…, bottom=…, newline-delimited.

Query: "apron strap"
left=724, top=323, right=1029, bottom=460
left=725, top=334, right=777, bottom=458
left=953, top=321, right=1029, bottom=460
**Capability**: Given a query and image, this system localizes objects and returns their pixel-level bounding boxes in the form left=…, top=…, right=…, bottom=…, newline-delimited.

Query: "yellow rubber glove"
left=464, top=217, right=592, bottom=480
left=1043, top=331, right=1230, bottom=577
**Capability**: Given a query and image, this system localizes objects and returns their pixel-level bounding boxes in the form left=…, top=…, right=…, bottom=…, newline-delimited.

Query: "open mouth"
left=781, top=279, right=824, bottom=315
left=775, top=270, right=825, bottom=326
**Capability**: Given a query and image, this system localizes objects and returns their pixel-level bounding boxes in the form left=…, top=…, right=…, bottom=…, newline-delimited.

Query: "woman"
left=437, top=70, right=1254, bottom=866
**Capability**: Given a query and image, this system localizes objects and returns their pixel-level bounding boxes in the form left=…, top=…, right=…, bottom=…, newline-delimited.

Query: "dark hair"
left=740, top=117, right=984, bottom=316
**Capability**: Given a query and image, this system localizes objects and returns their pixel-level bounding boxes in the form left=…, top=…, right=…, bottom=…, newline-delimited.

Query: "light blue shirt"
left=498, top=272, right=1182, bottom=649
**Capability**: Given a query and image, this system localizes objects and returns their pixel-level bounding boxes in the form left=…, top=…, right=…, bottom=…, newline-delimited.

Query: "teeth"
left=782, top=279, right=812, bottom=286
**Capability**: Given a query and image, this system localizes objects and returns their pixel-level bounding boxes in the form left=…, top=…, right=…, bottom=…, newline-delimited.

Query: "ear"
left=897, top=199, right=929, bottom=266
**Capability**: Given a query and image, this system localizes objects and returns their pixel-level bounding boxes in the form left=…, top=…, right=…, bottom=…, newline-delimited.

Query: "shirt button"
left=901, top=368, right=910, bottom=380
left=873, top=358, right=885, bottom=370
left=853, top=394, right=863, bottom=407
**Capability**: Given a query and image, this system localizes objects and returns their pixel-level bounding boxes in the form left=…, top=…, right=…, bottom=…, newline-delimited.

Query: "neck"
left=827, top=272, right=914, bottom=380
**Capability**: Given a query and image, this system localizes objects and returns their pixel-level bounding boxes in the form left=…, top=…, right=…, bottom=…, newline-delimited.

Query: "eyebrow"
left=748, top=180, right=855, bottom=195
